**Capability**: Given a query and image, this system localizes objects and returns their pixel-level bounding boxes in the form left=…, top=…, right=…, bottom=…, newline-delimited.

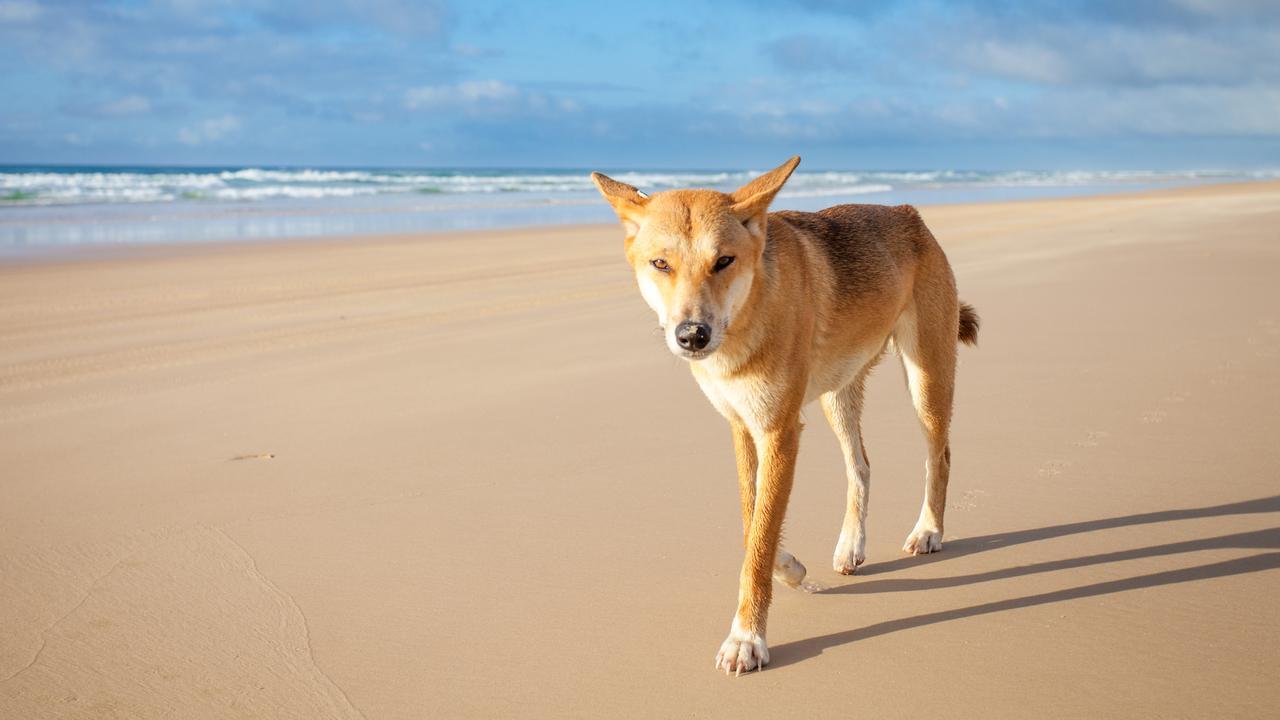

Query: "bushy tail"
left=958, top=302, right=980, bottom=346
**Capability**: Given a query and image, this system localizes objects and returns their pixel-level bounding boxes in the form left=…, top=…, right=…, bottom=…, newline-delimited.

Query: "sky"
left=1, top=0, right=1278, bottom=169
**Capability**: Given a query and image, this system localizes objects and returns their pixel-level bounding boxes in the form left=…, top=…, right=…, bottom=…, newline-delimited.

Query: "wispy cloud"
left=98, top=95, right=153, bottom=117
left=0, top=0, right=41, bottom=22
left=178, top=115, right=242, bottom=146
left=944, top=16, right=1280, bottom=87
left=404, top=80, right=580, bottom=118
left=759, top=0, right=1280, bottom=143
left=404, top=80, right=519, bottom=110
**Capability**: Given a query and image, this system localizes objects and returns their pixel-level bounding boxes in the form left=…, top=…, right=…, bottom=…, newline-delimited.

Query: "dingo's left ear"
left=591, top=172, right=649, bottom=236
left=731, top=156, right=800, bottom=236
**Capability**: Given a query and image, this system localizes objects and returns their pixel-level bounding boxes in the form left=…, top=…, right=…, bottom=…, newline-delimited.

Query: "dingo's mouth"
left=671, top=344, right=719, bottom=362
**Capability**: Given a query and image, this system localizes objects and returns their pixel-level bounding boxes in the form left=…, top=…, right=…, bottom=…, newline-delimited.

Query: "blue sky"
left=2, top=0, right=1278, bottom=169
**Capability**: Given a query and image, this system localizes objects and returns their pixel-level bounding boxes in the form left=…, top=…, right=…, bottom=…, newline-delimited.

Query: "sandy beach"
left=1, top=181, right=1278, bottom=718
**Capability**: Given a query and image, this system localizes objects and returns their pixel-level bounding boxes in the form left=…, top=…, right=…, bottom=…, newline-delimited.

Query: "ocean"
left=1, top=165, right=1275, bottom=254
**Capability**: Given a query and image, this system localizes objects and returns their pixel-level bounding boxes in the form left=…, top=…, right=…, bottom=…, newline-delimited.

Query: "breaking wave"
left=4, top=166, right=1275, bottom=207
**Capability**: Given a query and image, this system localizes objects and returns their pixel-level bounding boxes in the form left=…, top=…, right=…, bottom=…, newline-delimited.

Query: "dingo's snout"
left=675, top=321, right=712, bottom=352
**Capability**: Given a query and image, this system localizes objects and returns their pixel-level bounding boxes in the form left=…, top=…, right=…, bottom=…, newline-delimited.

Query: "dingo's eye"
left=651, top=258, right=671, bottom=272
left=714, top=256, right=736, bottom=272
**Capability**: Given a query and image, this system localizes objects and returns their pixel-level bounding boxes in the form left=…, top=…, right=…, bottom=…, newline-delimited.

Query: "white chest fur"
left=692, top=371, right=778, bottom=436
left=694, top=339, right=885, bottom=433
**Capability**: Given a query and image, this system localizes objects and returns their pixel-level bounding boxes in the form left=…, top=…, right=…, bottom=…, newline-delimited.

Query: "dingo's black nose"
left=675, top=321, right=711, bottom=351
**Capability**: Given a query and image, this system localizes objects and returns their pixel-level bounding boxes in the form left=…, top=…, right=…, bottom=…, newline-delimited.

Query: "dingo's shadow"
left=768, top=495, right=1280, bottom=669
left=825, top=494, right=1280, bottom=592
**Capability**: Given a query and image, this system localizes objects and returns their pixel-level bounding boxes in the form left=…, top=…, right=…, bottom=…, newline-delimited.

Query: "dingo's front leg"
left=715, top=421, right=800, bottom=675
left=732, top=421, right=807, bottom=589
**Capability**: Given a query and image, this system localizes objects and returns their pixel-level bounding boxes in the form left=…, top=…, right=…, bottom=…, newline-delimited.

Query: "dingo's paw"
left=773, top=549, right=807, bottom=588
left=903, top=525, right=943, bottom=555
left=833, top=534, right=866, bottom=575
left=833, top=551, right=865, bottom=575
left=714, top=623, right=769, bottom=676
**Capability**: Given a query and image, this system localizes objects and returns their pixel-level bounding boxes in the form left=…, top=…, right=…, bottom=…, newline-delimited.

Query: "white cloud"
left=1032, top=84, right=1280, bottom=137
left=404, top=80, right=519, bottom=110
left=955, top=26, right=1280, bottom=87
left=0, top=0, right=41, bottom=22
left=177, top=114, right=242, bottom=145
left=961, top=40, right=1073, bottom=85
left=401, top=79, right=581, bottom=122
left=1170, top=0, right=1280, bottom=20
left=98, top=94, right=152, bottom=116
left=762, top=5, right=1280, bottom=141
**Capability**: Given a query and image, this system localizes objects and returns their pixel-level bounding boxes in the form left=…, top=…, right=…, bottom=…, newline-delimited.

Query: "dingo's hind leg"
left=894, top=293, right=959, bottom=555
left=821, top=365, right=875, bottom=574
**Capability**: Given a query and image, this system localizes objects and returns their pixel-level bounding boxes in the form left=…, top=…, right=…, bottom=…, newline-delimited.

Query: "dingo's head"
left=591, top=156, right=799, bottom=361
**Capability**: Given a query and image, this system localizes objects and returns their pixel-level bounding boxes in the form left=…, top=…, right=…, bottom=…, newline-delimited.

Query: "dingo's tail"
left=958, top=302, right=980, bottom=346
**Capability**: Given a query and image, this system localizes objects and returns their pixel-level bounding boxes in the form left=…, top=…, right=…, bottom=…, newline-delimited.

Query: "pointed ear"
left=591, top=172, right=649, bottom=235
left=730, top=156, right=800, bottom=234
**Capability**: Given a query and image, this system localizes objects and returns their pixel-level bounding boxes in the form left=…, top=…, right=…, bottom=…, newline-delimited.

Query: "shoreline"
left=3, top=176, right=1278, bottom=267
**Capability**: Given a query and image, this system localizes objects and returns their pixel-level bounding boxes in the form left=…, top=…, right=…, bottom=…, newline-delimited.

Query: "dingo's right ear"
left=591, top=172, right=649, bottom=236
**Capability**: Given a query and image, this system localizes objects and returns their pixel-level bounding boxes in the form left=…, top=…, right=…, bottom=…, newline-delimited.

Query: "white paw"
left=903, top=525, right=943, bottom=555
left=773, top=549, right=807, bottom=588
left=832, top=533, right=866, bottom=575
left=714, top=621, right=769, bottom=676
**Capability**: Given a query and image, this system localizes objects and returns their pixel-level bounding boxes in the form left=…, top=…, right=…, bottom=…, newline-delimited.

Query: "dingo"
left=592, top=157, right=979, bottom=675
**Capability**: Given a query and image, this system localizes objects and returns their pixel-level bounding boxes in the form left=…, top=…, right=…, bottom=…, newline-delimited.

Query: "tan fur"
left=592, top=157, right=979, bottom=675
